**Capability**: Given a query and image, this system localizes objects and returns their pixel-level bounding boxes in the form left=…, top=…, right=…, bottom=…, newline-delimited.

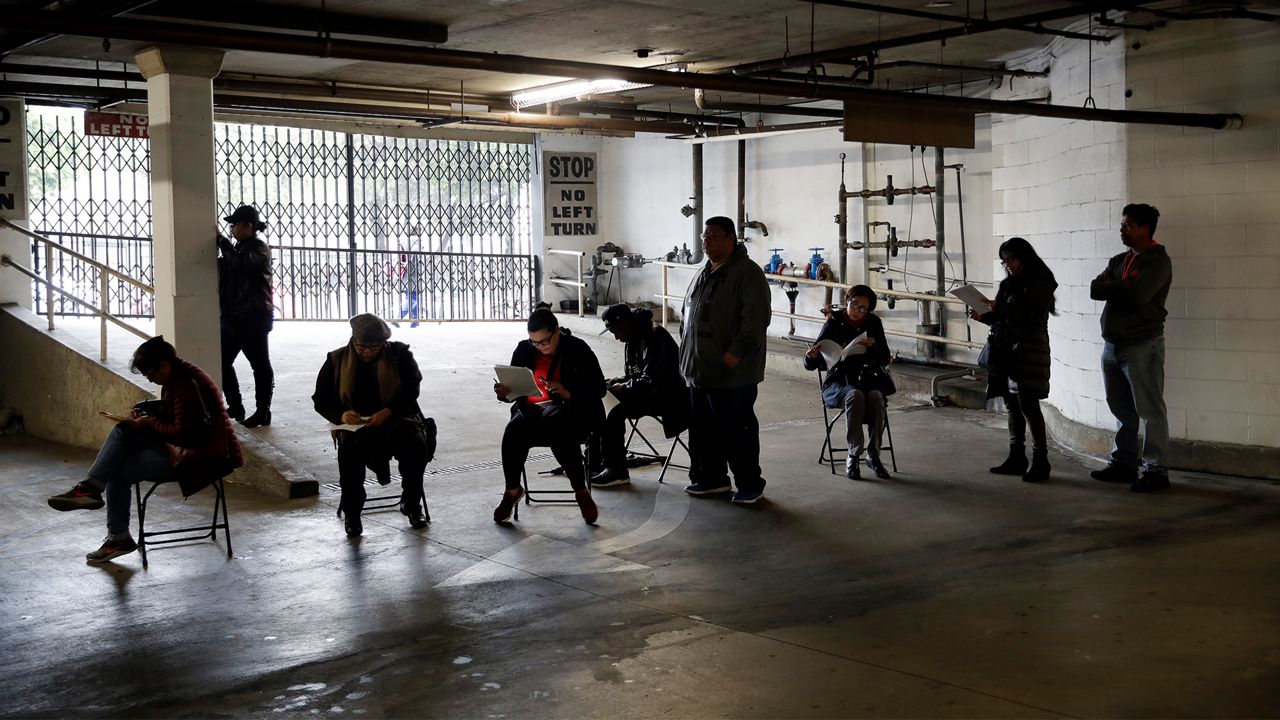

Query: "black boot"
left=242, top=386, right=272, bottom=427
left=990, top=443, right=1027, bottom=475
left=1023, top=449, right=1050, bottom=482
left=225, top=398, right=246, bottom=422
left=242, top=408, right=271, bottom=428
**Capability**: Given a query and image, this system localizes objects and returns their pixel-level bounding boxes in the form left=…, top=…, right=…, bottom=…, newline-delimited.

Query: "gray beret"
left=350, top=313, right=391, bottom=343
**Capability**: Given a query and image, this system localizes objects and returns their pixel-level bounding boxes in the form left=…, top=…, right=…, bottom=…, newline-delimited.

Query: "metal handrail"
left=0, top=218, right=154, bottom=361
left=653, top=259, right=980, bottom=351
left=546, top=247, right=585, bottom=316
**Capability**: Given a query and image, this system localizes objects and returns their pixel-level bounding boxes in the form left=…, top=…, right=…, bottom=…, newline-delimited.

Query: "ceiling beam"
left=733, top=0, right=1156, bottom=76
left=800, top=0, right=1113, bottom=42
left=1, top=11, right=1241, bottom=131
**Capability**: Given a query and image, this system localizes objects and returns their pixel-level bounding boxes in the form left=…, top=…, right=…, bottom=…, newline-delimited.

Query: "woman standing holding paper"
left=492, top=304, right=606, bottom=524
left=804, top=285, right=893, bottom=479
left=970, top=237, right=1058, bottom=482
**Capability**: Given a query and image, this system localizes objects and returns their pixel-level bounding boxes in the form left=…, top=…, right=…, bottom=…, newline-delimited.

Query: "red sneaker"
left=48, top=482, right=104, bottom=511
left=86, top=536, right=138, bottom=563
left=575, top=489, right=598, bottom=525
left=493, top=488, right=523, bottom=523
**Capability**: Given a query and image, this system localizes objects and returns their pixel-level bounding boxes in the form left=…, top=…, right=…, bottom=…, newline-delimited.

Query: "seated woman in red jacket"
left=492, top=305, right=606, bottom=525
left=47, top=336, right=243, bottom=563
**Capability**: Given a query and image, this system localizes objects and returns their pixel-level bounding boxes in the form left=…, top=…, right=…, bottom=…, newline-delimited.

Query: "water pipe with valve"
left=804, top=248, right=826, bottom=280
left=763, top=248, right=786, bottom=274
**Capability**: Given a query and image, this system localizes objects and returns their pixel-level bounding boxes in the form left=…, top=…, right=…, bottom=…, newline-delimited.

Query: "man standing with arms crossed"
left=1089, top=203, right=1173, bottom=492
left=679, top=216, right=772, bottom=504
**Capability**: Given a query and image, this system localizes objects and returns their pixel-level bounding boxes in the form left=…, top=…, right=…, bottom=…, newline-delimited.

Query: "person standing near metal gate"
left=217, top=205, right=275, bottom=428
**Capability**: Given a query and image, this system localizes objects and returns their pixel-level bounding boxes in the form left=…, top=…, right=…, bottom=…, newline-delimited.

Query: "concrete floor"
left=2, top=320, right=1279, bottom=718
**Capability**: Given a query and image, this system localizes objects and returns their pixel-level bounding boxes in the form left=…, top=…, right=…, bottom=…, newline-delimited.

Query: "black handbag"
left=855, top=363, right=897, bottom=397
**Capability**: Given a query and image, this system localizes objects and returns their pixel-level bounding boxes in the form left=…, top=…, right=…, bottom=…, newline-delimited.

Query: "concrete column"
left=0, top=98, right=31, bottom=309
left=135, top=46, right=224, bottom=382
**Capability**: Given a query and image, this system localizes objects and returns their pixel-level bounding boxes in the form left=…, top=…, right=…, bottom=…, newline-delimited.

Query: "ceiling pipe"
left=870, top=60, right=1048, bottom=79
left=2, top=80, right=689, bottom=133
left=559, top=101, right=745, bottom=128
left=801, top=0, right=1115, bottom=43
left=1, top=11, right=1242, bottom=130
left=694, top=88, right=843, bottom=118
left=0, top=0, right=161, bottom=57
left=124, top=0, right=448, bottom=44
left=732, top=0, right=1156, bottom=76
left=0, top=62, right=143, bottom=83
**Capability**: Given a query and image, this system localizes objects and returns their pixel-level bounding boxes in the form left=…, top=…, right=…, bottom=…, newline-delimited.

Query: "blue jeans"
left=86, top=424, right=175, bottom=537
left=1101, top=337, right=1168, bottom=474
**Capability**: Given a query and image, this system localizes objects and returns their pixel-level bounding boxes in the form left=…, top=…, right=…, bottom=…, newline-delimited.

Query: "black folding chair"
left=134, top=474, right=232, bottom=569
left=515, top=436, right=595, bottom=520
left=624, top=415, right=690, bottom=484
left=817, top=369, right=897, bottom=475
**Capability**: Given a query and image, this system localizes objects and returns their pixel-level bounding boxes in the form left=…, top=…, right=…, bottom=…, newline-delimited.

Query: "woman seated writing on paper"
left=803, top=285, right=893, bottom=480
left=312, top=314, right=432, bottom=537
left=492, top=303, right=606, bottom=525
left=46, top=336, right=243, bottom=563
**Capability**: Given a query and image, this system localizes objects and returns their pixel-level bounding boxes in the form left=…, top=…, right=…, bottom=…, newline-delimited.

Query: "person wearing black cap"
left=312, top=314, right=434, bottom=536
left=492, top=304, right=605, bottom=525
left=216, top=205, right=274, bottom=428
left=590, top=304, right=687, bottom=488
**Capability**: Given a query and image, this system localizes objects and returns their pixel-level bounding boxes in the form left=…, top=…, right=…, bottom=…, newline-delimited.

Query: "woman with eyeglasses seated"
left=492, top=303, right=606, bottom=525
left=969, top=237, right=1058, bottom=483
left=804, top=285, right=893, bottom=480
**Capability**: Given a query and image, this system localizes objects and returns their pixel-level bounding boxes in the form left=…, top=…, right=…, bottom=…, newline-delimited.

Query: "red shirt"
left=528, top=352, right=561, bottom=404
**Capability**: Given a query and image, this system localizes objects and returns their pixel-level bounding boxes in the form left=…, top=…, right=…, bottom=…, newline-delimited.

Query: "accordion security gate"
left=27, top=107, right=536, bottom=322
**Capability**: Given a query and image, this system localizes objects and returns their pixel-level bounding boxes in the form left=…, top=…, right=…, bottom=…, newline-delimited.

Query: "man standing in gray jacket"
left=1089, top=203, right=1173, bottom=492
left=680, top=216, right=773, bottom=504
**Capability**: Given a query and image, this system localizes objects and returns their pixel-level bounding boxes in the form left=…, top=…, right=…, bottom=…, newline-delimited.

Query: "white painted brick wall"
left=992, top=20, right=1280, bottom=448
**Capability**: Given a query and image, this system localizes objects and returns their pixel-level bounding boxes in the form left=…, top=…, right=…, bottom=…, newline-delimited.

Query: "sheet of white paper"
left=329, top=416, right=372, bottom=432
left=842, top=332, right=869, bottom=358
left=949, top=285, right=992, bottom=312
left=495, top=365, right=541, bottom=398
left=815, top=332, right=869, bottom=367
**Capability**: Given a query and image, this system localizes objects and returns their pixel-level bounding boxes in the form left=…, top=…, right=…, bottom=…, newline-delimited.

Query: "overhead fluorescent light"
left=511, top=78, right=651, bottom=109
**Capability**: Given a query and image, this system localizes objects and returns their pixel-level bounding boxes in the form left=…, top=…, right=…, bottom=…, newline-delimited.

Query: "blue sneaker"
left=731, top=487, right=764, bottom=505
left=684, top=481, right=732, bottom=496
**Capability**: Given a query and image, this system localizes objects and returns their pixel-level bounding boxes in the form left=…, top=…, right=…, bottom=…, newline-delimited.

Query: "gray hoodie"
left=1089, top=243, right=1172, bottom=345
left=679, top=243, right=772, bottom=388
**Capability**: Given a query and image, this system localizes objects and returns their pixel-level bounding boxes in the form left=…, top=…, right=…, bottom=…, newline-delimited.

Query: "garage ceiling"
left=0, top=0, right=1276, bottom=133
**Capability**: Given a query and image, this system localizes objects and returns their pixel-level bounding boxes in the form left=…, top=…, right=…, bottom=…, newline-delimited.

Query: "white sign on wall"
left=543, top=151, right=597, bottom=236
left=0, top=99, right=28, bottom=221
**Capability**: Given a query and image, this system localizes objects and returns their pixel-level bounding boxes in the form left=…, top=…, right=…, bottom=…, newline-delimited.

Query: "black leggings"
left=1006, top=392, right=1047, bottom=452
left=501, top=404, right=587, bottom=491
left=221, top=311, right=274, bottom=411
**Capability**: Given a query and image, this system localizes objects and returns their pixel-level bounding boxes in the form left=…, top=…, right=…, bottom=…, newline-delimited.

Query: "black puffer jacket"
left=977, top=272, right=1056, bottom=400
left=508, top=328, right=606, bottom=429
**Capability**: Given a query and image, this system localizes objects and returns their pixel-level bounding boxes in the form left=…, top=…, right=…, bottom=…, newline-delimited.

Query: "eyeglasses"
left=528, top=336, right=554, bottom=347
left=847, top=303, right=869, bottom=313
left=699, top=230, right=725, bottom=240
left=999, top=257, right=1017, bottom=266
left=354, top=341, right=385, bottom=352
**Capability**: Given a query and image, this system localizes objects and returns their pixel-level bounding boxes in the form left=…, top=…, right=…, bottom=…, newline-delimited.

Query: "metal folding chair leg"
left=656, top=432, right=690, bottom=484
left=134, top=476, right=232, bottom=569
